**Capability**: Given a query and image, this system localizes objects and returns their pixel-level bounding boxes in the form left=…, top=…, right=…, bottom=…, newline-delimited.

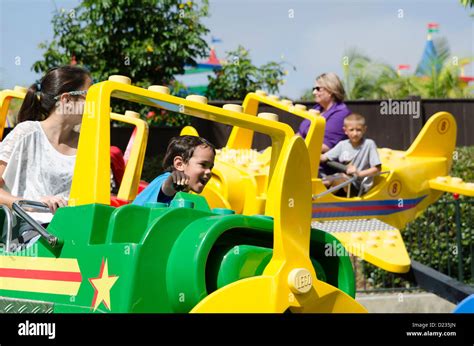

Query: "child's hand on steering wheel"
left=346, top=165, right=359, bottom=177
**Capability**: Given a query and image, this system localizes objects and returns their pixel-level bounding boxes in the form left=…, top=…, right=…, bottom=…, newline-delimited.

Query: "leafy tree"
left=33, top=0, right=210, bottom=87
left=410, top=38, right=473, bottom=98
left=460, top=0, right=474, bottom=8
left=330, top=46, right=473, bottom=101
left=342, top=48, right=402, bottom=100
left=460, top=0, right=474, bottom=17
left=299, top=89, right=315, bottom=102
left=206, top=45, right=287, bottom=100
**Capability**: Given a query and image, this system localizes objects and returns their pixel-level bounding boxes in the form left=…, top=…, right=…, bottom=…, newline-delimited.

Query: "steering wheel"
left=325, top=160, right=348, bottom=173
left=11, top=200, right=62, bottom=249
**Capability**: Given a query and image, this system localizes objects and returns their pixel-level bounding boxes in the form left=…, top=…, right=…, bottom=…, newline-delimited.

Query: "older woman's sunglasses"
left=312, top=86, right=324, bottom=92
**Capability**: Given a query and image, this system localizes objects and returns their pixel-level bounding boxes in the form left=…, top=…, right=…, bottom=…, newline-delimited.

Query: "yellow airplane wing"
left=429, top=176, right=474, bottom=197
left=312, top=219, right=411, bottom=273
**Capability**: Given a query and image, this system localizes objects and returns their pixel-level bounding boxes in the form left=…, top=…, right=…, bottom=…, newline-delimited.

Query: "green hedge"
left=141, top=154, right=165, bottom=183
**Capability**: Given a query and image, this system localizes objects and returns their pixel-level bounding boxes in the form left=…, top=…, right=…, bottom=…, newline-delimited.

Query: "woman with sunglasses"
left=297, top=72, right=351, bottom=154
left=0, top=66, right=92, bottom=245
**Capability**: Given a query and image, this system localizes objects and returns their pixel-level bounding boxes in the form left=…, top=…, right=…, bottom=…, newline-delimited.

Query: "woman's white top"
left=0, top=121, right=76, bottom=224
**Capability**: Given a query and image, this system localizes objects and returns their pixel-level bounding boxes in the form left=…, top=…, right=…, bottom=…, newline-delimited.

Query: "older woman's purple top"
left=297, top=102, right=351, bottom=149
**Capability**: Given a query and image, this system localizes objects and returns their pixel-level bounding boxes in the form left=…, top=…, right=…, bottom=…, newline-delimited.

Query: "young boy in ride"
left=133, top=135, right=215, bottom=206
left=320, top=113, right=381, bottom=197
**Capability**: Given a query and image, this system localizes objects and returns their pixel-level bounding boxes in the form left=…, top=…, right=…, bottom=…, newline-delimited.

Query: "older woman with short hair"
left=297, top=72, right=351, bottom=153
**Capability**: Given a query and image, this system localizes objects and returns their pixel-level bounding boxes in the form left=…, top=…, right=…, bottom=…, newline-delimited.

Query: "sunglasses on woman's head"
left=53, top=90, right=88, bottom=100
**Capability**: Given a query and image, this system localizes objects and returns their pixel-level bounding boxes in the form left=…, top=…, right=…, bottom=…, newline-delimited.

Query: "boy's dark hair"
left=18, top=65, right=91, bottom=123
left=163, top=135, right=216, bottom=172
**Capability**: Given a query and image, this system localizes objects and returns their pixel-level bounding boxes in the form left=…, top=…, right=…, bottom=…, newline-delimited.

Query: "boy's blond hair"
left=344, top=113, right=366, bottom=126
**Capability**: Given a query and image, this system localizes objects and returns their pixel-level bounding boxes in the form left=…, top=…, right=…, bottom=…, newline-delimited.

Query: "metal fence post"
left=454, top=194, right=464, bottom=282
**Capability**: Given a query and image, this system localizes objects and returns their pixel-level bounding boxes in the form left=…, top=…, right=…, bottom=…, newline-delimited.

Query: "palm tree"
left=340, top=43, right=473, bottom=100
left=411, top=38, right=473, bottom=98
left=342, top=48, right=401, bottom=100
left=460, top=0, right=474, bottom=8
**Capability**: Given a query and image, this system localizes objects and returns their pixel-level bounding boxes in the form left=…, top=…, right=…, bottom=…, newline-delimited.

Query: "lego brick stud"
left=186, top=95, right=208, bottom=104
left=295, top=104, right=307, bottom=111
left=223, top=104, right=243, bottom=112
left=308, top=109, right=320, bottom=115
left=108, top=75, right=132, bottom=85
left=258, top=112, right=279, bottom=121
left=148, top=85, right=170, bottom=94
left=288, top=268, right=312, bottom=294
left=14, top=86, right=28, bottom=93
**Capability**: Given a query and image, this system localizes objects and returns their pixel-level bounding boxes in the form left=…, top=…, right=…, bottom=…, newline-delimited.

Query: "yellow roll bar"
left=227, top=92, right=325, bottom=179
left=109, top=113, right=148, bottom=201
left=0, top=87, right=148, bottom=203
left=0, top=86, right=28, bottom=138
left=69, top=80, right=295, bottom=206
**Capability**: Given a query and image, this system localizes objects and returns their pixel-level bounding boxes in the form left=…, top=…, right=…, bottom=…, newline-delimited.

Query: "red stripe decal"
left=313, top=204, right=416, bottom=213
left=0, top=268, right=82, bottom=282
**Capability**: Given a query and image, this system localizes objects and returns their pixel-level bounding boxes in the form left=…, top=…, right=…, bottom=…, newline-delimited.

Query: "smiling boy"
left=320, top=113, right=381, bottom=196
left=133, top=136, right=215, bottom=206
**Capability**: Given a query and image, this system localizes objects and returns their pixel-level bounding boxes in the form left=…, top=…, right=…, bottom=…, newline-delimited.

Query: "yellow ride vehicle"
left=4, top=81, right=471, bottom=279
left=199, top=91, right=474, bottom=274
left=0, top=76, right=366, bottom=313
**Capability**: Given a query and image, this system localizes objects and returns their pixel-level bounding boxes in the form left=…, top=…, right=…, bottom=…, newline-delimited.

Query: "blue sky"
left=1, top=0, right=473, bottom=98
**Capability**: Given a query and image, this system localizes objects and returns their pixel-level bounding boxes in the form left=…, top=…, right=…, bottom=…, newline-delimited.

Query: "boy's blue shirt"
left=132, top=172, right=173, bottom=206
